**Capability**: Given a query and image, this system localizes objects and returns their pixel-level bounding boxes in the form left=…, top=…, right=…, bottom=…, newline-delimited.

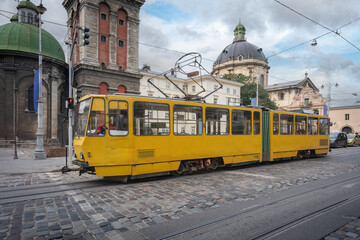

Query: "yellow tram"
left=73, top=94, right=330, bottom=181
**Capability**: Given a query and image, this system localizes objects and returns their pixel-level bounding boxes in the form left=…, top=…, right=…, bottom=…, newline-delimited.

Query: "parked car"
left=347, top=133, right=360, bottom=147
left=330, top=132, right=348, bottom=148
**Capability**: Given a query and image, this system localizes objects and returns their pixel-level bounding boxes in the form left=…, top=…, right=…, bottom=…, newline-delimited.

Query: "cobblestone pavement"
left=323, top=218, right=360, bottom=240
left=0, top=147, right=359, bottom=239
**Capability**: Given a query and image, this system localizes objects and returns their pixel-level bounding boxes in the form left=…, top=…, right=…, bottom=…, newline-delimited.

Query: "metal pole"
left=34, top=8, right=46, bottom=159
left=327, top=83, right=331, bottom=116
left=68, top=45, right=73, bottom=162
left=256, top=67, right=259, bottom=106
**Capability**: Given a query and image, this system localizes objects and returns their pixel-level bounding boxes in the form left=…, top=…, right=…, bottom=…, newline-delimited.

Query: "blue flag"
left=34, top=69, right=39, bottom=112
left=323, top=105, right=328, bottom=116
left=251, top=98, right=256, bottom=106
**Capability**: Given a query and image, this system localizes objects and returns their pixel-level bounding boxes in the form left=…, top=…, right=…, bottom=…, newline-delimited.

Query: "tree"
left=223, top=74, right=277, bottom=110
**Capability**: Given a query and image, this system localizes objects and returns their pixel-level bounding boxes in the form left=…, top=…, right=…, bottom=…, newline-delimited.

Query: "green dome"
left=17, top=0, right=38, bottom=13
left=0, top=23, right=65, bottom=62
left=10, top=14, right=18, bottom=22
left=234, top=23, right=246, bottom=31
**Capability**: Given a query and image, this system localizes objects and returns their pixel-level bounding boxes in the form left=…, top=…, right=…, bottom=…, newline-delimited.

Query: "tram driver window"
left=133, top=102, right=170, bottom=136
left=273, top=113, right=279, bottom=135
left=295, top=116, right=307, bottom=135
left=319, top=118, right=329, bottom=135
left=108, top=101, right=128, bottom=136
left=308, top=117, right=318, bottom=135
left=206, top=108, right=229, bottom=135
left=173, top=105, right=202, bottom=135
left=232, top=110, right=251, bottom=135
left=280, top=114, right=294, bottom=135
left=86, top=98, right=106, bottom=136
left=253, top=111, right=260, bottom=135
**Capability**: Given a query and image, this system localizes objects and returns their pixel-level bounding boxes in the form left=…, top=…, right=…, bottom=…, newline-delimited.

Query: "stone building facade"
left=62, top=0, right=145, bottom=96
left=265, top=73, right=326, bottom=115
left=0, top=0, right=68, bottom=147
left=140, top=67, right=244, bottom=106
left=212, top=23, right=270, bottom=87
left=329, top=99, right=360, bottom=134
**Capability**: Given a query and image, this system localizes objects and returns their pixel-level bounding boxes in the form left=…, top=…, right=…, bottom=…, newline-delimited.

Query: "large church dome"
left=212, top=23, right=270, bottom=86
left=214, top=23, right=266, bottom=65
left=0, top=23, right=65, bottom=62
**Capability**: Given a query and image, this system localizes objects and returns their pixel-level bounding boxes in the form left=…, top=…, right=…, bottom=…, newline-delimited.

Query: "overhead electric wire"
left=274, top=0, right=360, bottom=51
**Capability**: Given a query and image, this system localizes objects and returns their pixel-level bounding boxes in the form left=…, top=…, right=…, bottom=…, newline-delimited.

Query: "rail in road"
left=0, top=147, right=359, bottom=205
left=137, top=170, right=360, bottom=240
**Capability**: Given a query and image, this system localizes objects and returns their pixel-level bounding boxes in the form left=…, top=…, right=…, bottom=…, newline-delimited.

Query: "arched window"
left=28, top=12, right=33, bottom=24
left=260, top=75, right=264, bottom=86
left=99, top=82, right=109, bottom=95
left=98, top=2, right=110, bottom=66
left=118, top=85, right=126, bottom=93
left=20, top=11, right=25, bottom=22
left=27, top=85, right=35, bottom=112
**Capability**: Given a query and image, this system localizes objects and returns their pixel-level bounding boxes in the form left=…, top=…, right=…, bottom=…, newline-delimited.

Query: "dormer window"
left=20, top=11, right=25, bottom=22
left=100, top=13, right=107, bottom=20
left=28, top=12, right=33, bottom=24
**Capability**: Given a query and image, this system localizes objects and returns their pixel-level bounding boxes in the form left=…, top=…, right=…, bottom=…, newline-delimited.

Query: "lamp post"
left=321, top=82, right=339, bottom=116
left=34, top=0, right=47, bottom=159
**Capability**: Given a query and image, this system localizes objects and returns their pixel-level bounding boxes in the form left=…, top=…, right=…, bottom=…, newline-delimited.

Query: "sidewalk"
left=0, top=148, right=72, bottom=174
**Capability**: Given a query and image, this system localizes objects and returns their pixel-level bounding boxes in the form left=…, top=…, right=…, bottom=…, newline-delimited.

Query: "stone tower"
left=62, top=0, right=145, bottom=95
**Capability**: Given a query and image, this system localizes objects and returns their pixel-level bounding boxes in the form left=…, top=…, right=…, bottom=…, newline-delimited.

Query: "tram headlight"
left=80, top=152, right=84, bottom=159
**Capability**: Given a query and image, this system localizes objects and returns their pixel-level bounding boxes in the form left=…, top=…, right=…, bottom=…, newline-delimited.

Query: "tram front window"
left=86, top=98, right=106, bottom=136
left=74, top=98, right=91, bottom=137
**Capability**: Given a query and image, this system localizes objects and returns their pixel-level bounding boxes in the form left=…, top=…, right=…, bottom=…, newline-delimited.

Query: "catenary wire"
left=274, top=0, right=360, bottom=51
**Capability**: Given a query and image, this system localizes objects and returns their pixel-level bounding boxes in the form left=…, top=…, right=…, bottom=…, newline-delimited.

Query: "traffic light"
left=66, top=98, right=74, bottom=109
left=83, top=27, right=90, bottom=46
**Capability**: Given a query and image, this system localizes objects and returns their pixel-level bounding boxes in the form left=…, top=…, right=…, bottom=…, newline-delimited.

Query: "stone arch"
left=99, top=82, right=109, bottom=95
left=118, top=85, right=126, bottom=93
left=341, top=125, right=353, bottom=134
left=18, top=75, right=49, bottom=141
left=98, top=2, right=110, bottom=66
left=117, top=8, right=128, bottom=70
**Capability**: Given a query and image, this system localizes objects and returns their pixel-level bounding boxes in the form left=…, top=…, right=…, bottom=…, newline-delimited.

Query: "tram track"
left=0, top=179, right=113, bottom=204
left=0, top=148, right=358, bottom=206
left=146, top=171, right=360, bottom=240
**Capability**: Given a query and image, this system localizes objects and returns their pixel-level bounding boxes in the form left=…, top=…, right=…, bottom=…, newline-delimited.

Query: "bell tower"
left=63, top=0, right=145, bottom=95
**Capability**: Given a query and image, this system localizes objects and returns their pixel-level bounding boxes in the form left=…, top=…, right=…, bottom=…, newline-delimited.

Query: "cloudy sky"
left=1, top=0, right=359, bottom=100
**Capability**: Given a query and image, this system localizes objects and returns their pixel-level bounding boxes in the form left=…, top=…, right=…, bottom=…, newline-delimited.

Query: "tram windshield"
left=74, top=98, right=91, bottom=137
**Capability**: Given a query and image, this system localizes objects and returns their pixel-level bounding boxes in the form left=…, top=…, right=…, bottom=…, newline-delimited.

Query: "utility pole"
left=34, top=1, right=47, bottom=159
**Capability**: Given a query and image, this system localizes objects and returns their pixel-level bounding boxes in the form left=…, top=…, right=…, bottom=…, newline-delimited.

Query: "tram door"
left=262, top=111, right=270, bottom=162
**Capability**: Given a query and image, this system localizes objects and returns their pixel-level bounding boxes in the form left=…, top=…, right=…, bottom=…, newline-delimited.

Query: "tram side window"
left=206, top=107, right=229, bottom=135
left=273, top=113, right=279, bottom=135
left=173, top=105, right=202, bottom=135
left=133, top=102, right=170, bottom=136
left=232, top=110, right=251, bottom=135
left=280, top=114, right=293, bottom=135
left=295, top=116, right=307, bottom=135
left=319, top=118, right=329, bottom=135
left=86, top=98, right=106, bottom=136
left=253, top=111, right=260, bottom=135
left=108, top=101, right=128, bottom=136
left=308, top=117, right=318, bottom=135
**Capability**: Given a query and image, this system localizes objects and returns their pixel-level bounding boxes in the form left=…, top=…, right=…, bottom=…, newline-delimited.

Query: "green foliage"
left=223, top=74, right=278, bottom=110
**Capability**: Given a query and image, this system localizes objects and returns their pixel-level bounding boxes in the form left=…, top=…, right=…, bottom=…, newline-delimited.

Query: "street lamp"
left=34, top=0, right=47, bottom=159
left=321, top=82, right=339, bottom=116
